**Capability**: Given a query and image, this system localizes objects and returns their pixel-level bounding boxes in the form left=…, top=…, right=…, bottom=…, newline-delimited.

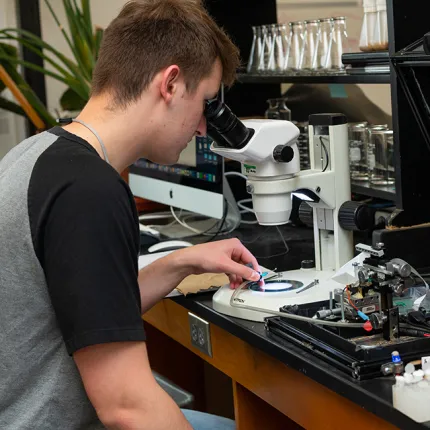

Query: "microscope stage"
left=212, top=269, right=340, bottom=322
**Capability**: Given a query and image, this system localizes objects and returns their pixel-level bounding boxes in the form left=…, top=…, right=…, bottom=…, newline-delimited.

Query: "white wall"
left=40, top=0, right=128, bottom=114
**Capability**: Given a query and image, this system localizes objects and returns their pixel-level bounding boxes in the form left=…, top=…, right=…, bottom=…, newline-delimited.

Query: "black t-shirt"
left=29, top=126, right=145, bottom=354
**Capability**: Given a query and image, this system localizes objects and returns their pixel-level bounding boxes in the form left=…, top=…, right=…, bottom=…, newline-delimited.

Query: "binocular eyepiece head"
left=204, top=98, right=253, bottom=149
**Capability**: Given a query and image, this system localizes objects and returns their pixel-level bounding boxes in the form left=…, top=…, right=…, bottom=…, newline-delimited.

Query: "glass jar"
left=359, top=0, right=377, bottom=52
left=328, top=16, right=350, bottom=73
left=368, top=128, right=394, bottom=186
left=298, top=20, right=319, bottom=73
left=257, top=25, right=273, bottom=74
left=285, top=21, right=305, bottom=73
left=373, top=0, right=388, bottom=51
left=315, top=18, right=333, bottom=72
left=348, top=122, right=369, bottom=181
left=247, top=26, right=263, bottom=73
left=268, top=24, right=289, bottom=74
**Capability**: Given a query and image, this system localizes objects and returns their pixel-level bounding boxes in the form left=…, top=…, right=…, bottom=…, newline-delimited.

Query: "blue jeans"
left=181, top=409, right=235, bottom=430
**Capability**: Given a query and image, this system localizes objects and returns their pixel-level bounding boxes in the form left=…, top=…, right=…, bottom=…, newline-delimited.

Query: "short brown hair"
left=91, top=0, right=240, bottom=106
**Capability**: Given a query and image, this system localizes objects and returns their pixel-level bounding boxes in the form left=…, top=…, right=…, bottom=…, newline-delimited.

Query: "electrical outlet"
left=188, top=312, right=212, bottom=357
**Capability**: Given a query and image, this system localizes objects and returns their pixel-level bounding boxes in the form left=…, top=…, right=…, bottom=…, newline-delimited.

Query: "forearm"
left=101, top=382, right=192, bottom=430
left=138, top=250, right=193, bottom=313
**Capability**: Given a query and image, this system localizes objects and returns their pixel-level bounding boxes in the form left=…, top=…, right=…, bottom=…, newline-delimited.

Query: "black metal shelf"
left=237, top=73, right=391, bottom=85
left=351, top=181, right=396, bottom=201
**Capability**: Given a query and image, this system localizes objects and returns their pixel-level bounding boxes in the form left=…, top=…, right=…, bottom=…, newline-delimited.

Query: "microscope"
left=204, top=100, right=430, bottom=381
left=205, top=99, right=355, bottom=322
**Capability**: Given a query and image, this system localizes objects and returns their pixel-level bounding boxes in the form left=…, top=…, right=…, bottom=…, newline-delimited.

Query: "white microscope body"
left=210, top=114, right=354, bottom=322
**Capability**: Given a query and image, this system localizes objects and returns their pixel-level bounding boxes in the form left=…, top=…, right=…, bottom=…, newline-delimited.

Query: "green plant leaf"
left=0, top=42, right=18, bottom=93
left=0, top=54, right=90, bottom=102
left=70, top=0, right=94, bottom=50
left=0, top=96, right=26, bottom=116
left=0, top=28, right=89, bottom=84
left=61, top=0, right=95, bottom=77
left=81, top=0, right=93, bottom=35
left=94, top=27, right=104, bottom=59
left=2, top=38, right=74, bottom=82
left=77, top=9, right=94, bottom=52
left=44, top=0, right=92, bottom=81
left=60, top=87, right=86, bottom=111
left=0, top=42, right=17, bottom=59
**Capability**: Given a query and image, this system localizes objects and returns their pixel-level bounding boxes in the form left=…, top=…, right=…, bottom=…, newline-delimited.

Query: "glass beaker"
left=278, top=98, right=291, bottom=121
left=298, top=20, right=320, bottom=74
left=282, top=22, right=293, bottom=74
left=359, top=0, right=377, bottom=52
left=268, top=24, right=289, bottom=74
left=315, top=18, right=333, bottom=73
left=247, top=26, right=263, bottom=74
left=265, top=98, right=291, bottom=121
left=348, top=122, right=369, bottom=181
left=327, top=16, right=350, bottom=73
left=265, top=98, right=280, bottom=119
left=284, top=21, right=304, bottom=73
left=373, top=0, right=388, bottom=51
left=369, top=129, right=394, bottom=186
left=367, top=124, right=388, bottom=181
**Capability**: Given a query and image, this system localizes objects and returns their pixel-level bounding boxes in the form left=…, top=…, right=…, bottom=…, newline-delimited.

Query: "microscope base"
left=212, top=268, right=339, bottom=322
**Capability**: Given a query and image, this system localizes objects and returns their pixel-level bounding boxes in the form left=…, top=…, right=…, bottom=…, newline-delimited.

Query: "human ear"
left=159, top=65, right=181, bottom=103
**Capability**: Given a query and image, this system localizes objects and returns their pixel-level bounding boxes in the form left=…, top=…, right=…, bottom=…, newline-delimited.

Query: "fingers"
left=229, top=274, right=247, bottom=289
left=228, top=274, right=237, bottom=289
left=189, top=239, right=260, bottom=284
left=222, top=258, right=260, bottom=282
left=230, top=240, right=259, bottom=272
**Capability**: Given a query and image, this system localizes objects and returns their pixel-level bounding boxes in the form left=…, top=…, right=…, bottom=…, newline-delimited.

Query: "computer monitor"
left=128, top=135, right=224, bottom=219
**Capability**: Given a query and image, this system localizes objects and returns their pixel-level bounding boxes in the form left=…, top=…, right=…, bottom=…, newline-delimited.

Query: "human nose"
left=195, top=115, right=207, bottom=137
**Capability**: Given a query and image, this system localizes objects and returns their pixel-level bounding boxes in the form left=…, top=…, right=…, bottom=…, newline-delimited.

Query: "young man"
left=0, top=1, right=261, bottom=428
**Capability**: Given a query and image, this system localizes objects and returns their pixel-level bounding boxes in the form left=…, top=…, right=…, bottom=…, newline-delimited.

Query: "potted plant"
left=0, top=42, right=55, bottom=130
left=0, top=0, right=102, bottom=129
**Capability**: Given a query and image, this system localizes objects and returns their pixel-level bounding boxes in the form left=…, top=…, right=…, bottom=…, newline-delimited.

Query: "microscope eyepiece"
left=204, top=98, right=253, bottom=149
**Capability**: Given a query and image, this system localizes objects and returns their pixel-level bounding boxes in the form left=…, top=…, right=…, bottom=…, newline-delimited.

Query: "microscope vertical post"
left=307, top=114, right=353, bottom=271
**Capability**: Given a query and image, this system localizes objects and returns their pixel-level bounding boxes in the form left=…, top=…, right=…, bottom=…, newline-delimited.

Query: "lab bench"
left=143, top=293, right=428, bottom=430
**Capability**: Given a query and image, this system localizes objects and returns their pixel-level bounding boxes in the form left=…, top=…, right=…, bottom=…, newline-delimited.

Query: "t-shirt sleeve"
left=32, top=172, right=145, bottom=355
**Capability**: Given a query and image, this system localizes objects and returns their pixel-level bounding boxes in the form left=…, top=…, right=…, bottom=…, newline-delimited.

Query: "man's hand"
left=138, top=238, right=260, bottom=312
left=176, top=238, right=261, bottom=289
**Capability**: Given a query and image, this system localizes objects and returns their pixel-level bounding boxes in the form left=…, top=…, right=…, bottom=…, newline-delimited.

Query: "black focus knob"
left=273, top=145, right=294, bottom=163
left=338, top=201, right=375, bottom=231
left=298, top=201, right=313, bottom=227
